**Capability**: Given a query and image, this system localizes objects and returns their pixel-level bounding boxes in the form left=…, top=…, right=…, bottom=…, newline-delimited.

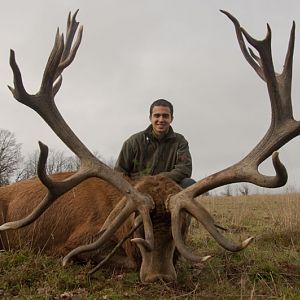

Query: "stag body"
left=0, top=174, right=187, bottom=282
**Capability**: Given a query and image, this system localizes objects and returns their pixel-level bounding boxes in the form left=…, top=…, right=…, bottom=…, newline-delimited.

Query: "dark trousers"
left=180, top=178, right=196, bottom=188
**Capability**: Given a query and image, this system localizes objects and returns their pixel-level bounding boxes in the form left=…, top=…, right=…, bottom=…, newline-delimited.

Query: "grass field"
left=1, top=193, right=300, bottom=299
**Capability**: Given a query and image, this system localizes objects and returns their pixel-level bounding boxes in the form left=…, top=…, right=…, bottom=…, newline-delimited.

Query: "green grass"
left=1, top=193, right=300, bottom=299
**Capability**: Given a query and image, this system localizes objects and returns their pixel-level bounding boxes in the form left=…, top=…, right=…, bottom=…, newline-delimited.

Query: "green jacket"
left=115, top=125, right=192, bottom=183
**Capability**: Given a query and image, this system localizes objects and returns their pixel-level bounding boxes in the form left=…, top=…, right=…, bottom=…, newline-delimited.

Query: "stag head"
left=1, top=10, right=299, bottom=282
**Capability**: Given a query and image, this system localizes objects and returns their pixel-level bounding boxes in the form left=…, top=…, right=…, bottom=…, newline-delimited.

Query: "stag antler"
left=167, top=10, right=300, bottom=262
left=0, top=10, right=155, bottom=262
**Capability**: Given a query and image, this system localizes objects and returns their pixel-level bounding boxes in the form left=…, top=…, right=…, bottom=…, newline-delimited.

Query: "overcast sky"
left=1, top=1, right=300, bottom=194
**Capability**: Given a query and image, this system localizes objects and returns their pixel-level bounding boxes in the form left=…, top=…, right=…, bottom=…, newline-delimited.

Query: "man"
left=115, top=99, right=195, bottom=188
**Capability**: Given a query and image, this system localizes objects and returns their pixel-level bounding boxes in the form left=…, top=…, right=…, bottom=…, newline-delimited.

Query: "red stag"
left=0, top=10, right=299, bottom=282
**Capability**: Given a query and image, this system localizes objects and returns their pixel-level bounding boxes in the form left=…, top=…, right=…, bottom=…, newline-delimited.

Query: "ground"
left=1, top=193, right=300, bottom=299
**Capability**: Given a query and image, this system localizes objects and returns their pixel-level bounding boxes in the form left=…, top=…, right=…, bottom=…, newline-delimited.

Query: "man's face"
left=150, top=106, right=173, bottom=136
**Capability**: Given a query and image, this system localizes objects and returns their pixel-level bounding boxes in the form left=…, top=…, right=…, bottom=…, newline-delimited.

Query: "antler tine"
left=282, top=21, right=295, bottom=80
left=1, top=11, right=155, bottom=257
left=167, top=11, right=300, bottom=261
left=9, top=38, right=94, bottom=162
left=219, top=10, right=265, bottom=80
left=62, top=199, right=136, bottom=266
left=62, top=194, right=155, bottom=265
left=169, top=196, right=254, bottom=262
left=279, top=21, right=295, bottom=120
left=223, top=10, right=295, bottom=123
left=55, top=10, right=83, bottom=80
left=63, top=10, right=80, bottom=62
left=40, top=29, right=65, bottom=94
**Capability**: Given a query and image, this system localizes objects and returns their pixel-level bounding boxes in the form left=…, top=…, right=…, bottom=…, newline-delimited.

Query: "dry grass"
left=1, top=192, right=300, bottom=299
left=186, top=193, right=300, bottom=299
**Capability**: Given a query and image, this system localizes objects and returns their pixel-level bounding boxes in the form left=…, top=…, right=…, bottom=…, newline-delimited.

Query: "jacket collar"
left=144, top=125, right=176, bottom=141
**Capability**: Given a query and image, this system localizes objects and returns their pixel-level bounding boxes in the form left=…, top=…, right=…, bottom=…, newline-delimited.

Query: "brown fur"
left=0, top=173, right=186, bottom=279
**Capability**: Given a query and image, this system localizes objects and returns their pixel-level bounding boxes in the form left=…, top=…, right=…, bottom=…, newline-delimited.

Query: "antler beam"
left=168, top=10, right=300, bottom=262
left=0, top=11, right=156, bottom=262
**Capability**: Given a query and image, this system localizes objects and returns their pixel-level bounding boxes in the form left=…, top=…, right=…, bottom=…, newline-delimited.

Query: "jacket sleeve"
left=114, top=139, right=135, bottom=176
left=159, top=137, right=192, bottom=183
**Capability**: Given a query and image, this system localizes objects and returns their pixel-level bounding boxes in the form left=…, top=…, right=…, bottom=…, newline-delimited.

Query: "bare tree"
left=17, top=149, right=79, bottom=180
left=238, top=184, right=250, bottom=196
left=0, top=129, right=22, bottom=185
left=16, top=150, right=39, bottom=180
left=222, top=185, right=233, bottom=197
left=46, top=149, right=78, bottom=174
left=17, top=148, right=107, bottom=181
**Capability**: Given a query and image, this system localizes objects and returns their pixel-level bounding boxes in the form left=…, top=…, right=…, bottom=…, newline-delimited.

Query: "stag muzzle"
left=133, top=237, right=177, bottom=283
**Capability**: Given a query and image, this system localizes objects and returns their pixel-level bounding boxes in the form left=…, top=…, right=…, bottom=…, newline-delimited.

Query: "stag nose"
left=141, top=272, right=176, bottom=283
left=139, top=254, right=178, bottom=283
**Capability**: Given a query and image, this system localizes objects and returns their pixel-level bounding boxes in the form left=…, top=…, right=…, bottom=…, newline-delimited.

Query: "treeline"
left=1, top=128, right=295, bottom=195
left=0, top=128, right=114, bottom=186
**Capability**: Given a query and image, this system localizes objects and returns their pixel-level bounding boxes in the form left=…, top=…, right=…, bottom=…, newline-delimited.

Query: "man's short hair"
left=149, top=99, right=174, bottom=118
